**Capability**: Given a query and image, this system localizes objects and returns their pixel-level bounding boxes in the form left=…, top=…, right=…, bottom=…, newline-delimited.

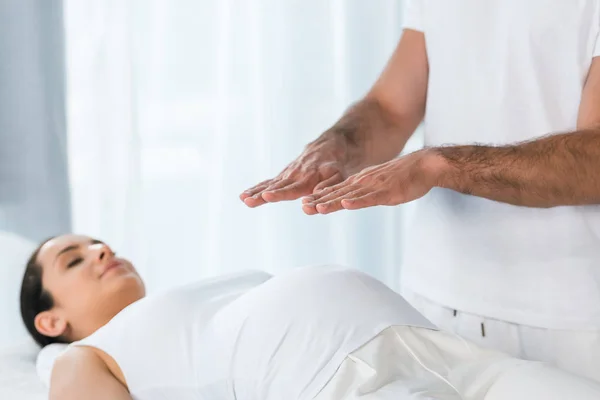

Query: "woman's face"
left=34, top=234, right=145, bottom=342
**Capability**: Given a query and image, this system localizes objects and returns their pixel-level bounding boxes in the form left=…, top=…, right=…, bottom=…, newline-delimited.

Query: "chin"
left=109, top=272, right=146, bottom=302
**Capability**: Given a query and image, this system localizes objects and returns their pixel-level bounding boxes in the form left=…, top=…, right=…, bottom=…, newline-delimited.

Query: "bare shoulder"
left=52, top=346, right=108, bottom=382
left=53, top=345, right=127, bottom=386
left=50, top=347, right=131, bottom=400
left=50, top=347, right=106, bottom=397
left=53, top=346, right=104, bottom=372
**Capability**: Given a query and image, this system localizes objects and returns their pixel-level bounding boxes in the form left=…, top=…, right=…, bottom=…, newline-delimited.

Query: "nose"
left=89, top=242, right=111, bottom=262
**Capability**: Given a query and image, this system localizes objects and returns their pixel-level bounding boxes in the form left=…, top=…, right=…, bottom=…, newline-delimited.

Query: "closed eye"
left=67, top=257, right=84, bottom=268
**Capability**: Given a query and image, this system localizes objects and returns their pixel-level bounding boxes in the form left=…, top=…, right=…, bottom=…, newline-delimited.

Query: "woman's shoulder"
left=56, top=345, right=128, bottom=389
left=49, top=346, right=131, bottom=399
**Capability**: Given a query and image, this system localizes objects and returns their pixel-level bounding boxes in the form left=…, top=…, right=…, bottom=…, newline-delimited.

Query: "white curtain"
left=64, top=0, right=417, bottom=292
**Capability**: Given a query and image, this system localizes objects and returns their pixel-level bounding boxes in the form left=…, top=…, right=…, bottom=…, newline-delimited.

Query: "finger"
left=302, top=173, right=344, bottom=204
left=243, top=179, right=293, bottom=208
left=261, top=178, right=294, bottom=193
left=304, top=180, right=352, bottom=204
left=303, top=185, right=354, bottom=214
left=243, top=194, right=269, bottom=208
left=308, top=185, right=360, bottom=206
left=313, top=172, right=344, bottom=193
left=341, top=191, right=390, bottom=210
left=306, top=187, right=362, bottom=215
left=240, top=179, right=273, bottom=201
left=262, top=177, right=318, bottom=203
left=315, top=189, right=369, bottom=215
left=302, top=202, right=321, bottom=215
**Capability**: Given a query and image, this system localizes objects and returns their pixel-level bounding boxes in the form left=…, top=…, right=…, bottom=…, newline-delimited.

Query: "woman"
left=20, top=235, right=600, bottom=399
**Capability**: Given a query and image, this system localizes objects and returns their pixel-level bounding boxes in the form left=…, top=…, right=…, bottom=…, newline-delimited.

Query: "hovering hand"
left=302, top=149, right=443, bottom=215
left=240, top=137, right=353, bottom=208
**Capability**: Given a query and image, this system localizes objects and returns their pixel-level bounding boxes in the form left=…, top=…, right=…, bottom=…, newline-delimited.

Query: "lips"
left=101, top=259, right=123, bottom=277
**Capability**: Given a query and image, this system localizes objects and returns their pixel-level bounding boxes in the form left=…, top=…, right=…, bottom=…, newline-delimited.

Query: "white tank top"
left=72, top=266, right=435, bottom=400
left=401, top=0, right=600, bottom=329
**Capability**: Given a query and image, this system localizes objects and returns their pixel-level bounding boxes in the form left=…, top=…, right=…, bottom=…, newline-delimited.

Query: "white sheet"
left=0, top=232, right=46, bottom=399
left=0, top=341, right=47, bottom=400
left=0, top=231, right=37, bottom=348
left=316, top=326, right=600, bottom=399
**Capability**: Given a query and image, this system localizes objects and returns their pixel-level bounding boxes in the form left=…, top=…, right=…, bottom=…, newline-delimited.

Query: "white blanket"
left=315, top=326, right=600, bottom=400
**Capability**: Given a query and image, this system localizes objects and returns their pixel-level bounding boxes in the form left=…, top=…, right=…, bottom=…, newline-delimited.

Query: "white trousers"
left=403, top=290, right=600, bottom=382
left=314, top=326, right=600, bottom=400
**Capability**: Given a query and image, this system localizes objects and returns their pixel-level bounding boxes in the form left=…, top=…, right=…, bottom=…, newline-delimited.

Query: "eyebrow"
left=55, top=239, right=104, bottom=261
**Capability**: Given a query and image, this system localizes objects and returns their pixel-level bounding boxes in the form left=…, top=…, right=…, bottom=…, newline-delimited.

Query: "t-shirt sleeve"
left=594, top=29, right=600, bottom=57
left=402, top=0, right=424, bottom=32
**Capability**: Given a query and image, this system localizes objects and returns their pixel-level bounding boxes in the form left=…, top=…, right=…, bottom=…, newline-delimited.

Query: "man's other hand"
left=302, top=149, right=443, bottom=215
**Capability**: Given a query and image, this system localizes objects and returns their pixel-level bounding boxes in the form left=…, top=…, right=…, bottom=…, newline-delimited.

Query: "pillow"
left=36, top=269, right=273, bottom=387
left=0, top=339, right=48, bottom=399
left=0, top=231, right=37, bottom=350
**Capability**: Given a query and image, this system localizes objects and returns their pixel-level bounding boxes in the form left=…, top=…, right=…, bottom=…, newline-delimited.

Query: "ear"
left=34, top=310, right=68, bottom=338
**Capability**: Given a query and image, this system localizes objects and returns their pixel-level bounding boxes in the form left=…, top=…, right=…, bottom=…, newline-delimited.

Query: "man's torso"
left=402, top=0, right=600, bottom=329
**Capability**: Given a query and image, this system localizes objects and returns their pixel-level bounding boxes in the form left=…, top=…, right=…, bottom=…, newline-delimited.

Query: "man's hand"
left=240, top=136, right=351, bottom=207
left=241, top=29, right=428, bottom=209
left=302, top=149, right=442, bottom=215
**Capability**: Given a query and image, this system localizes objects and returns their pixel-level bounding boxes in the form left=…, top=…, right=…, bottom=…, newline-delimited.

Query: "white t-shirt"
left=73, top=267, right=435, bottom=400
left=400, top=0, right=600, bottom=330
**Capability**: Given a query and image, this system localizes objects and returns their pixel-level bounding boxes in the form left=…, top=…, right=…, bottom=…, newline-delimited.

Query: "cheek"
left=55, top=275, right=101, bottom=312
left=69, top=287, right=107, bottom=323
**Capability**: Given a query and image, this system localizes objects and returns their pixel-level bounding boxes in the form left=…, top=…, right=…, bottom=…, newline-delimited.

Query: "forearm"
left=433, top=130, right=600, bottom=207
left=316, top=97, right=422, bottom=173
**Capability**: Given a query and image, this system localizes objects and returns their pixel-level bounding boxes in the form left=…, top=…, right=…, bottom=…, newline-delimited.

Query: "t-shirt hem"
left=402, top=25, right=424, bottom=33
left=402, top=285, right=600, bottom=332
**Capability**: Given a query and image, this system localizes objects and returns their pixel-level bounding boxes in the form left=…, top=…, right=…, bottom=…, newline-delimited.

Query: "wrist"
left=421, top=147, right=456, bottom=189
left=311, top=129, right=366, bottom=170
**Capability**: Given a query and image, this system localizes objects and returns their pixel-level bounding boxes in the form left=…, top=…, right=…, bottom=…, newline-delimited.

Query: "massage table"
left=1, top=230, right=599, bottom=399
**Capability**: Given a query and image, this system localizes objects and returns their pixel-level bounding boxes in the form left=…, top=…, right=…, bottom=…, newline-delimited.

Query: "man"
left=241, top=0, right=600, bottom=382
